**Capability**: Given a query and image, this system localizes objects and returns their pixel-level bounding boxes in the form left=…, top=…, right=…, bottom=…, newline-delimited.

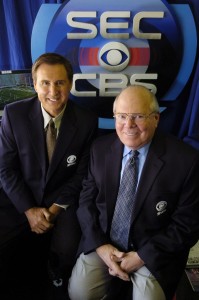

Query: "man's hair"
left=32, top=52, right=73, bottom=83
left=113, top=85, right=160, bottom=113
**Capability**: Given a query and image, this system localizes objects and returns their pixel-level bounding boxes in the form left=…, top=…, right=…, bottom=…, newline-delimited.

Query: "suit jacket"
left=0, top=96, right=98, bottom=240
left=77, top=131, right=199, bottom=300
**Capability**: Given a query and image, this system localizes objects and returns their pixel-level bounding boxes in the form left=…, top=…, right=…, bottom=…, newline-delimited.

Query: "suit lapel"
left=46, top=102, right=77, bottom=181
left=132, top=134, right=165, bottom=223
left=105, top=136, right=124, bottom=224
left=27, top=99, right=47, bottom=174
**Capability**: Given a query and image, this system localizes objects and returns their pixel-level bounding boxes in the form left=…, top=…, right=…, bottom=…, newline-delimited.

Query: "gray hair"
left=113, top=85, right=160, bottom=113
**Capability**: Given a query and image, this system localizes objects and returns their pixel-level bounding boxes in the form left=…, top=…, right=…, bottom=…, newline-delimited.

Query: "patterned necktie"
left=110, top=150, right=139, bottom=251
left=46, top=119, right=57, bottom=162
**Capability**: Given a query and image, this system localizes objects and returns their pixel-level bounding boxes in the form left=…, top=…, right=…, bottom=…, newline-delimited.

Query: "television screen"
left=0, top=70, right=36, bottom=117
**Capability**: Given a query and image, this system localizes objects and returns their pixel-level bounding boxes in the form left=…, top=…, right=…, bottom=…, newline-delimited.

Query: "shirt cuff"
left=54, top=203, right=70, bottom=210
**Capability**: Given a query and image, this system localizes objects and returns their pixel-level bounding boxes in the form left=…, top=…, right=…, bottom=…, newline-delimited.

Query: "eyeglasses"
left=113, top=112, right=157, bottom=125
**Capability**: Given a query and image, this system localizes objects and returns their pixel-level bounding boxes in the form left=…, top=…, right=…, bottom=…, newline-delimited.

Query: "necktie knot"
left=130, top=150, right=139, bottom=165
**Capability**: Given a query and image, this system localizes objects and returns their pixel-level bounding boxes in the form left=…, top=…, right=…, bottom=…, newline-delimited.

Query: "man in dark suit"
left=68, top=85, right=199, bottom=300
left=0, top=53, right=98, bottom=298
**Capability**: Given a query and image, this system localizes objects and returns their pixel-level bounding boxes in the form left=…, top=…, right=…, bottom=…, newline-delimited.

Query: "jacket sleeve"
left=0, top=106, right=37, bottom=212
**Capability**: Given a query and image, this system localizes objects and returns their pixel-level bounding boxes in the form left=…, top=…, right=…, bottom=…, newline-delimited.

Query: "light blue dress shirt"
left=121, top=143, right=151, bottom=185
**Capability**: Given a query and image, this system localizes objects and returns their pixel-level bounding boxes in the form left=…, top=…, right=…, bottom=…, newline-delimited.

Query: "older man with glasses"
left=68, top=85, right=199, bottom=300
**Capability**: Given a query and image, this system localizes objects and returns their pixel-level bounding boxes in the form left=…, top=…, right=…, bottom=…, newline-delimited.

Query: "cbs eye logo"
left=99, top=42, right=130, bottom=72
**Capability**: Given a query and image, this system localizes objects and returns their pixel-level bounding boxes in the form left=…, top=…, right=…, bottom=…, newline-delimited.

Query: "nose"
left=125, top=116, right=136, bottom=127
left=49, top=83, right=59, bottom=96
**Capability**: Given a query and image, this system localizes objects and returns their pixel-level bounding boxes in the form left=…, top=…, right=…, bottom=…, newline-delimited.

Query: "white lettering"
left=100, top=11, right=130, bottom=39
left=130, top=73, right=158, bottom=94
left=67, top=11, right=164, bottom=40
left=71, top=74, right=97, bottom=96
left=67, top=12, right=97, bottom=39
left=133, top=12, right=164, bottom=39
left=71, top=73, right=158, bottom=97
left=100, top=74, right=128, bottom=96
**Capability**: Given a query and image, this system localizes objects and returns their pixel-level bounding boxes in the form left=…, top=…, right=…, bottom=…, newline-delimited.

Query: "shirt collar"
left=123, top=142, right=151, bottom=158
left=41, top=104, right=66, bottom=131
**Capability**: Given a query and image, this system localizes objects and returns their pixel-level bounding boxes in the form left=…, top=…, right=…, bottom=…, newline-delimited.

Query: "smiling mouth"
left=124, top=132, right=138, bottom=136
left=48, top=98, right=58, bottom=102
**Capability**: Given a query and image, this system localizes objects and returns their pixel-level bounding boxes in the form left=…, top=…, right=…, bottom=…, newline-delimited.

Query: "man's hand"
left=45, top=203, right=63, bottom=222
left=96, top=244, right=130, bottom=281
left=25, top=207, right=54, bottom=234
left=119, top=251, right=145, bottom=273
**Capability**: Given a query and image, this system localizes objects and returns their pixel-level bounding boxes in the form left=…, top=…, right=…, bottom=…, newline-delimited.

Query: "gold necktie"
left=46, top=119, right=57, bottom=162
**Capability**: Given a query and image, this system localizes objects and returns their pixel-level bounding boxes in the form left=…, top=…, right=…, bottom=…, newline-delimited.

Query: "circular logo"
left=156, top=201, right=167, bottom=212
left=67, top=155, right=77, bottom=164
left=98, top=42, right=130, bottom=72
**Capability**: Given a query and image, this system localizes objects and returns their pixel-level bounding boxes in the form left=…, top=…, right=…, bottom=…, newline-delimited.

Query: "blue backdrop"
left=0, top=0, right=199, bottom=149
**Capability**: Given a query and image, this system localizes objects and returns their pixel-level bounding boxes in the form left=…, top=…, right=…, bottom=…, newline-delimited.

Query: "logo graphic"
left=67, top=155, right=77, bottom=166
left=156, top=200, right=167, bottom=216
left=31, top=0, right=197, bottom=129
left=53, top=278, right=63, bottom=287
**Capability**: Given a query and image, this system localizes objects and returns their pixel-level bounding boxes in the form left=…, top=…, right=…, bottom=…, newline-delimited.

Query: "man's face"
left=34, top=63, right=72, bottom=117
left=114, top=87, right=160, bottom=150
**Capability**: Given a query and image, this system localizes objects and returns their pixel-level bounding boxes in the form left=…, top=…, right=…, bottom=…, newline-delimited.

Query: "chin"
left=122, top=140, right=137, bottom=148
